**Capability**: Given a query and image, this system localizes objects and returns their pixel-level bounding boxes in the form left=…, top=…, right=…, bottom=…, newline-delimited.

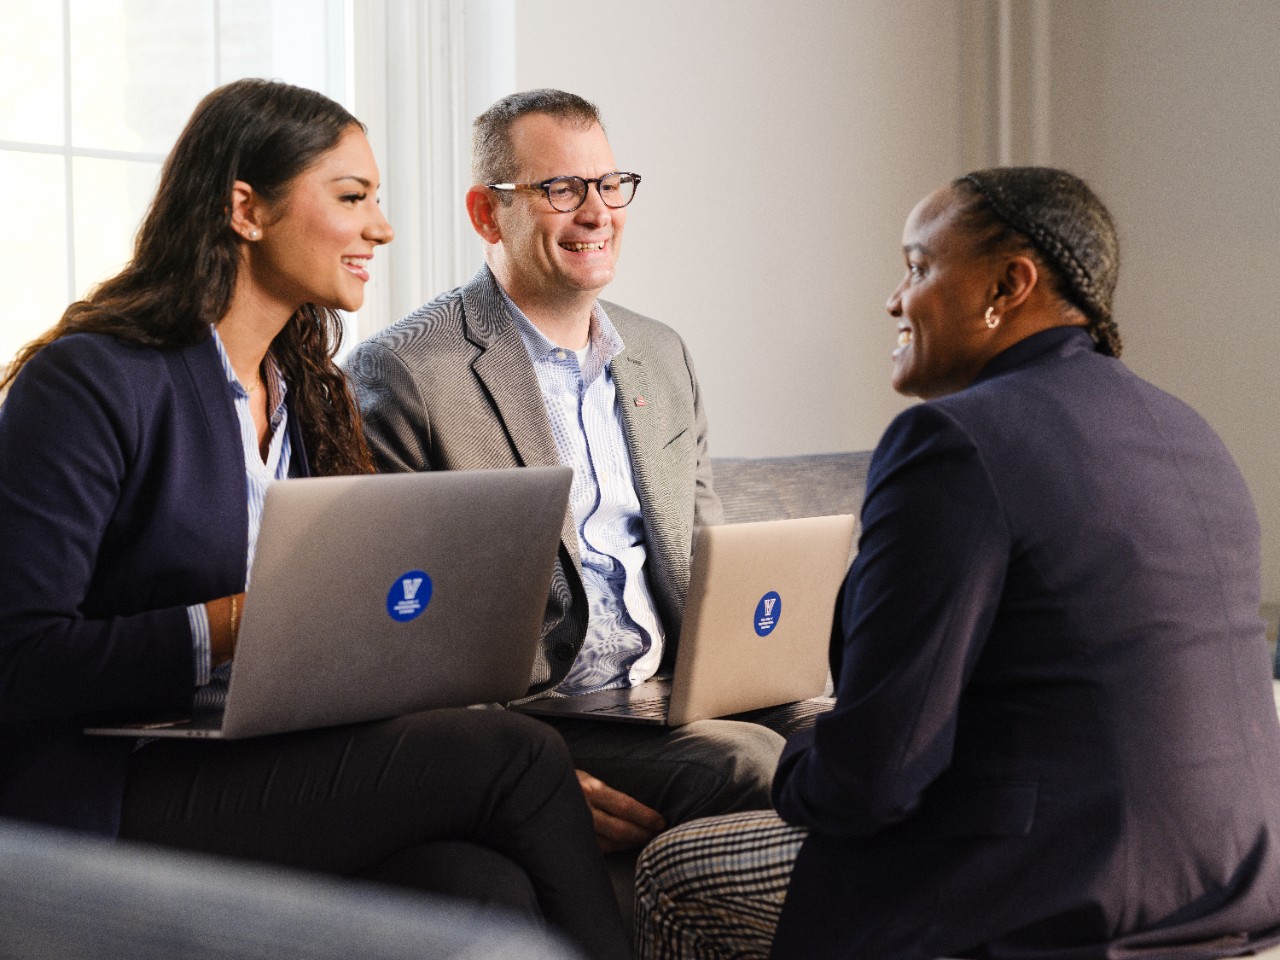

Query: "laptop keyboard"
left=583, top=695, right=837, bottom=732
left=588, top=695, right=669, bottom=720
left=728, top=697, right=836, bottom=737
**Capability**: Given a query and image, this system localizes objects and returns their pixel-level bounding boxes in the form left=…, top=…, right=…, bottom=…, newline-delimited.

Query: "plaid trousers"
left=634, top=811, right=807, bottom=960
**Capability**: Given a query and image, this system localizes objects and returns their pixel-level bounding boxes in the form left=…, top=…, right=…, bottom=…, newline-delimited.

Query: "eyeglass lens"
left=546, top=173, right=638, bottom=212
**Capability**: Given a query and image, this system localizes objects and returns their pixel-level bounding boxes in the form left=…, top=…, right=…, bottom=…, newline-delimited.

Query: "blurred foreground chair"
left=0, top=817, right=583, bottom=960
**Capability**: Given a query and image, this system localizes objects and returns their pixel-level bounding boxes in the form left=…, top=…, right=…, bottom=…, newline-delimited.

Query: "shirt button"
left=555, top=350, right=568, bottom=361
left=553, top=642, right=576, bottom=662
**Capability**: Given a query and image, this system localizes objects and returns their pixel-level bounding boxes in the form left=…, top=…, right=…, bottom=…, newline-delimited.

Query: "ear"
left=465, top=185, right=503, bottom=245
left=993, top=254, right=1039, bottom=314
left=228, top=180, right=265, bottom=242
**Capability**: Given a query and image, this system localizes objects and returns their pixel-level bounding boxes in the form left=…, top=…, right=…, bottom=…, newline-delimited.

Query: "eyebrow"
left=903, top=243, right=929, bottom=256
left=330, top=175, right=373, bottom=188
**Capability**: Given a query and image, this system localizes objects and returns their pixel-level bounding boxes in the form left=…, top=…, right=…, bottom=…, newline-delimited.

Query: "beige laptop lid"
left=86, top=466, right=571, bottom=739
left=666, top=513, right=855, bottom=724
left=515, top=513, right=854, bottom=727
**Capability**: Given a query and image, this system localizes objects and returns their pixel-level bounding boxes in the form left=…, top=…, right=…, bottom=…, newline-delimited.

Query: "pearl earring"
left=984, top=306, right=1001, bottom=330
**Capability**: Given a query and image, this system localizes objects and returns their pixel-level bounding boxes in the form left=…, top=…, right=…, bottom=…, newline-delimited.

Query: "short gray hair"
left=471, top=89, right=604, bottom=197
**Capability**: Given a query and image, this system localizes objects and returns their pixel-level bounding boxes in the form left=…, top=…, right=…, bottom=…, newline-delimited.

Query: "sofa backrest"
left=711, top=452, right=873, bottom=529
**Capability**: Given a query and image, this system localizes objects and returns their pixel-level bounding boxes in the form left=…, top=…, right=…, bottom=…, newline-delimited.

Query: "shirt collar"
left=209, top=325, right=289, bottom=426
left=497, top=287, right=626, bottom=382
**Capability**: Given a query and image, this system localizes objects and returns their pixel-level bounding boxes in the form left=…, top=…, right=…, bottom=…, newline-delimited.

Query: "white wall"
left=513, top=0, right=1279, bottom=600
left=1046, top=0, right=1280, bottom=602
left=515, top=0, right=969, bottom=456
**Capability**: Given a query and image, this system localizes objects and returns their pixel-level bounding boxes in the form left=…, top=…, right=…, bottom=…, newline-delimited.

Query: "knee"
left=400, top=708, right=572, bottom=772
left=678, top=721, right=784, bottom=816
left=637, top=817, right=721, bottom=894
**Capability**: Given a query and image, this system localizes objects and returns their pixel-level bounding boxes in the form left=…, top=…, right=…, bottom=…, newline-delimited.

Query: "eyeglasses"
left=486, top=172, right=641, bottom=213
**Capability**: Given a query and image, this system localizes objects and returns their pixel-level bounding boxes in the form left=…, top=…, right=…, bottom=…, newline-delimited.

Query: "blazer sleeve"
left=0, top=339, right=195, bottom=722
left=345, top=339, right=436, bottom=474
left=772, top=403, right=1010, bottom=837
left=681, top=335, right=724, bottom=528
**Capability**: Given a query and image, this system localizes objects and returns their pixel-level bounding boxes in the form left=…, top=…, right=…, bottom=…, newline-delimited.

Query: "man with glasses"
left=346, top=90, right=783, bottom=859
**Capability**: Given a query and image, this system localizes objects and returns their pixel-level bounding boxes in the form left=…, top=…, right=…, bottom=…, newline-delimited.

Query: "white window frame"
left=1, top=0, right=510, bottom=371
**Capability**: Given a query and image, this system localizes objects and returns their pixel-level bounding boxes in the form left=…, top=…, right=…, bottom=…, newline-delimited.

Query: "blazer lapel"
left=613, top=346, right=676, bottom=539
left=177, top=336, right=239, bottom=445
left=174, top=335, right=251, bottom=567
left=460, top=270, right=580, bottom=567
left=460, top=271, right=562, bottom=471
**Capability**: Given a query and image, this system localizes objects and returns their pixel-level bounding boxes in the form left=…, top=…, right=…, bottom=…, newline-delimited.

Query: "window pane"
left=71, top=156, right=161, bottom=299
left=220, top=0, right=345, bottom=95
left=69, top=0, right=216, bottom=154
left=1, top=152, right=67, bottom=371
left=0, top=5, right=64, bottom=144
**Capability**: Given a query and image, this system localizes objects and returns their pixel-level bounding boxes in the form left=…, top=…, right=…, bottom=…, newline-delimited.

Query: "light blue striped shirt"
left=502, top=291, right=665, bottom=695
left=186, top=327, right=291, bottom=705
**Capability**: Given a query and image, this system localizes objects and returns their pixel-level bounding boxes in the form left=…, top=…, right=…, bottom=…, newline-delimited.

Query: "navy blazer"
left=772, top=329, right=1280, bottom=959
left=0, top=333, right=307, bottom=834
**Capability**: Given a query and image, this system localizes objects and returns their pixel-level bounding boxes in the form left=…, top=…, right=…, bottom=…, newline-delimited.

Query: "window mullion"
left=61, top=0, right=75, bottom=304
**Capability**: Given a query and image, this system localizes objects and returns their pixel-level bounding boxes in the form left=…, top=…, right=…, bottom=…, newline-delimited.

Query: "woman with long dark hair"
left=0, top=78, right=627, bottom=960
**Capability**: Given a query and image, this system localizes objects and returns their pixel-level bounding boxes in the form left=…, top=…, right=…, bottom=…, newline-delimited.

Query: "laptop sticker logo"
left=387, top=570, right=433, bottom=622
left=754, top=591, right=782, bottom=637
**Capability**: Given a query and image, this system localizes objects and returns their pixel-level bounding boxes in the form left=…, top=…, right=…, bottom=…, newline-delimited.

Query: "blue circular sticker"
left=386, top=570, right=433, bottom=622
left=754, top=590, right=782, bottom=637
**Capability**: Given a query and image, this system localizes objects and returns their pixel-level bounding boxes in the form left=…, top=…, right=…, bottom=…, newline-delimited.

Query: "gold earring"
left=984, top=306, right=1001, bottom=330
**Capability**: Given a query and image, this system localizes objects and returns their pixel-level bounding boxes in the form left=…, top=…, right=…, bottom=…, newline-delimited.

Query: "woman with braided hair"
left=633, top=167, right=1280, bottom=960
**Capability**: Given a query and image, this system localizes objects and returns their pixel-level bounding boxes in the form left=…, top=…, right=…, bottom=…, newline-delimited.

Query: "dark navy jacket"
left=0, top=333, right=306, bottom=834
left=772, top=328, right=1280, bottom=959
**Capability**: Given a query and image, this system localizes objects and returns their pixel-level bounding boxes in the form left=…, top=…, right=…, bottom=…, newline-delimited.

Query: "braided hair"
left=952, top=167, right=1123, bottom=357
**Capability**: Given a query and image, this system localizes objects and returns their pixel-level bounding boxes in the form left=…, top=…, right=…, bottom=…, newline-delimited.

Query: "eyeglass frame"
left=485, top=172, right=642, bottom=213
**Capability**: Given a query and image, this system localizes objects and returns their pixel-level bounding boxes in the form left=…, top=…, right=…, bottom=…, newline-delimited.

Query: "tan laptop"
left=86, top=466, right=572, bottom=739
left=517, top=513, right=855, bottom=727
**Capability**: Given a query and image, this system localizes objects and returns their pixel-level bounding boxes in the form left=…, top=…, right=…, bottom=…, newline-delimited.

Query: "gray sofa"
left=713, top=452, right=872, bottom=528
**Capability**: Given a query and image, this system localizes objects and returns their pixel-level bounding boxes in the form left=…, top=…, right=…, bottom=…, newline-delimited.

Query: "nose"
left=365, top=204, right=394, bottom=245
left=886, top=282, right=904, bottom=317
left=574, top=181, right=613, bottom=225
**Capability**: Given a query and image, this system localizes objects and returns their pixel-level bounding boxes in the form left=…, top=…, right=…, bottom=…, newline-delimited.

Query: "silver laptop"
left=517, top=513, right=855, bottom=727
left=85, top=466, right=572, bottom=740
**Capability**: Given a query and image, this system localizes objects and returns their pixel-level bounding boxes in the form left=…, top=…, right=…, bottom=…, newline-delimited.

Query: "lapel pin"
left=634, top=395, right=649, bottom=407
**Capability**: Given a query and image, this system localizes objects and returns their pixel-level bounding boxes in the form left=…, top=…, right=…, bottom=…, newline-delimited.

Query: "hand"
left=575, top=769, right=666, bottom=853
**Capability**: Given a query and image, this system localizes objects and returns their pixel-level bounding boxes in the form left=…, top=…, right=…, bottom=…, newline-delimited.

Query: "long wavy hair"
left=2, top=78, right=374, bottom=475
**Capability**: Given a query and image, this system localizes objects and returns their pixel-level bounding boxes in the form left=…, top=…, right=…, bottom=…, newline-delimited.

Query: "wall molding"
left=962, top=0, right=1053, bottom=171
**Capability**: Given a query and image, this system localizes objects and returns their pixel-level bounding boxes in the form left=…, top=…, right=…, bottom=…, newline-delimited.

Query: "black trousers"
left=120, top=708, right=629, bottom=960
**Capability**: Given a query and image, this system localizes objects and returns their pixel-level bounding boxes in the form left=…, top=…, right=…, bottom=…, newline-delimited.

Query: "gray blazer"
left=345, top=266, right=723, bottom=694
